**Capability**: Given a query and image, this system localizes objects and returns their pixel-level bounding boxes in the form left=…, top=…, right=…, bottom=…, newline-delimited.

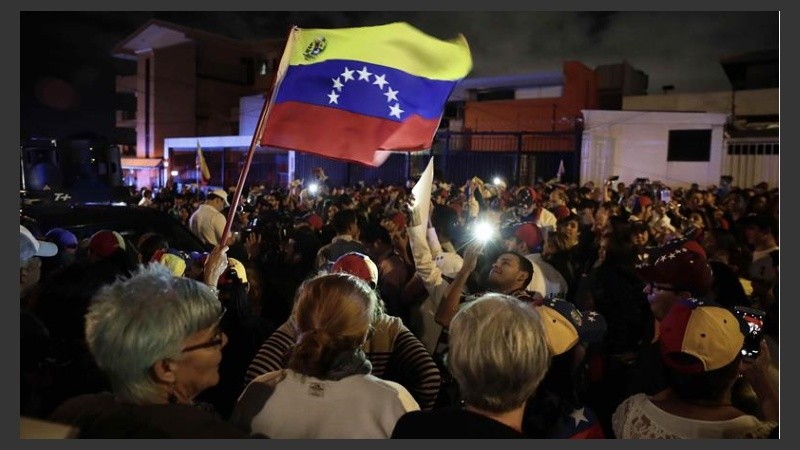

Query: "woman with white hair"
left=392, top=293, right=550, bottom=438
left=49, top=248, right=249, bottom=438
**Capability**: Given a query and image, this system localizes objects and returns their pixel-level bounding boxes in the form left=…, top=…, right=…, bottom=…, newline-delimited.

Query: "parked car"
left=21, top=202, right=207, bottom=253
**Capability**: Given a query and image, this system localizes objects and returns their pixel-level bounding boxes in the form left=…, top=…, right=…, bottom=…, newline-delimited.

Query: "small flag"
left=260, top=22, right=472, bottom=167
left=196, top=141, right=211, bottom=184
left=411, top=156, right=435, bottom=225
left=556, top=159, right=565, bottom=181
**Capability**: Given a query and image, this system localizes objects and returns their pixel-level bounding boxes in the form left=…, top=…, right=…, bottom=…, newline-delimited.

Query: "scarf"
left=323, top=347, right=372, bottom=381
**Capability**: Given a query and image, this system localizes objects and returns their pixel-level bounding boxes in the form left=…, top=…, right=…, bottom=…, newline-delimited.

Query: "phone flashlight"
left=493, top=177, right=502, bottom=185
left=308, top=183, right=319, bottom=195
left=473, top=221, right=495, bottom=244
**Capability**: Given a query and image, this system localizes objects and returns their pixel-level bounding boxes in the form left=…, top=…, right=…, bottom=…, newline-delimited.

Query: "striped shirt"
left=245, top=314, right=441, bottom=410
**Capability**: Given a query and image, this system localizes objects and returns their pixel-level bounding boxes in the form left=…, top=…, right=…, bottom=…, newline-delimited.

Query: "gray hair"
left=85, top=264, right=221, bottom=404
left=448, top=293, right=550, bottom=413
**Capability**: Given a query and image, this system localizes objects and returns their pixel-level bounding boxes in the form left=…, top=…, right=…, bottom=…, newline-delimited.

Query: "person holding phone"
left=612, top=298, right=777, bottom=438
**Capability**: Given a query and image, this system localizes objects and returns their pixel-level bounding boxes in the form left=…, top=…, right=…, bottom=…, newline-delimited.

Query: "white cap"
left=435, top=252, right=464, bottom=279
left=20, top=225, right=58, bottom=264
left=209, top=189, right=230, bottom=207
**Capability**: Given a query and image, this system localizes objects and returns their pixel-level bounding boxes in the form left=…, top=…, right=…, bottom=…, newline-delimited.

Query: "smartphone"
left=660, top=189, right=672, bottom=204
left=732, top=306, right=766, bottom=358
left=608, top=175, right=620, bottom=181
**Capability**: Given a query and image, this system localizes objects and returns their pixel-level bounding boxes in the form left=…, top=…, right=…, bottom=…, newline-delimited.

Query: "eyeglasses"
left=181, top=306, right=227, bottom=353
left=646, top=282, right=684, bottom=293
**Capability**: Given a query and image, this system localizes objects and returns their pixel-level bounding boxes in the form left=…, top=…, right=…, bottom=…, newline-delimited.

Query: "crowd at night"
left=20, top=170, right=779, bottom=438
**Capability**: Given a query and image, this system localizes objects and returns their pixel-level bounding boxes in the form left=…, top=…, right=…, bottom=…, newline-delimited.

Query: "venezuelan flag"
left=260, top=22, right=472, bottom=167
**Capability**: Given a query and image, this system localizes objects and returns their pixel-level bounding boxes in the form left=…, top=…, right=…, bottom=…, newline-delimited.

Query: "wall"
left=145, top=43, right=197, bottom=160
left=464, top=61, right=597, bottom=134
left=622, top=88, right=778, bottom=116
left=580, top=110, right=727, bottom=188
left=239, top=94, right=267, bottom=136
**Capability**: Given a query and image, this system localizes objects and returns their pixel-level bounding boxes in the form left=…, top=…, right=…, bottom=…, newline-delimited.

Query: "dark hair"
left=137, top=232, right=169, bottom=263
left=498, top=251, right=534, bottom=290
left=359, top=222, right=392, bottom=246
left=431, top=204, right=459, bottom=240
left=602, top=231, right=637, bottom=267
left=331, top=209, right=358, bottom=234
left=666, top=354, right=741, bottom=402
left=556, top=213, right=580, bottom=228
left=577, top=199, right=598, bottom=212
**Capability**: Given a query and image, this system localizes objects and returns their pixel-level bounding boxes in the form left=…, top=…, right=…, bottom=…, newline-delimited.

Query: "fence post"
left=442, top=132, right=450, bottom=180
left=514, top=133, right=522, bottom=186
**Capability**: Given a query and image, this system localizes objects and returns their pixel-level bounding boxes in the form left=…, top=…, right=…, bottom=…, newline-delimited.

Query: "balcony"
left=116, top=110, right=136, bottom=129
left=115, top=74, right=137, bottom=94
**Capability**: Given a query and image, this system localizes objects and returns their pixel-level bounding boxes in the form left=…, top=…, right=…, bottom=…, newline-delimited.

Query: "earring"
left=167, top=383, right=178, bottom=404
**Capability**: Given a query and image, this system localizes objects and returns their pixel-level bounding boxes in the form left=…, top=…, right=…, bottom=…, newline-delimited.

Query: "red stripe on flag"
left=261, top=102, right=440, bottom=166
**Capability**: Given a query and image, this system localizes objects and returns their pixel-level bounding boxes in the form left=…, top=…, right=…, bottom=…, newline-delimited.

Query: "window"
left=667, top=129, right=711, bottom=162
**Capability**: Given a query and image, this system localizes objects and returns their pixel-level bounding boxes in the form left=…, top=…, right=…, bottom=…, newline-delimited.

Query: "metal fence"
left=722, top=138, right=779, bottom=189
left=293, top=129, right=581, bottom=188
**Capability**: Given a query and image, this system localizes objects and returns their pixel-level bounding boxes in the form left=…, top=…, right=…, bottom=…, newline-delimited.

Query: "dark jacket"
left=49, top=393, right=251, bottom=438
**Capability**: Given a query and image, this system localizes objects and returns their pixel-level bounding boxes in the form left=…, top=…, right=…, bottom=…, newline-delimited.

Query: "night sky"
left=20, top=11, right=779, bottom=143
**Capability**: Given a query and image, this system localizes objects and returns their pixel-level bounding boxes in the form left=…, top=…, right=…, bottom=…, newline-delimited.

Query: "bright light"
left=493, top=177, right=502, bottom=185
left=163, top=160, right=169, bottom=168
left=308, top=183, right=320, bottom=194
left=473, top=221, right=495, bottom=243
left=170, top=170, right=179, bottom=177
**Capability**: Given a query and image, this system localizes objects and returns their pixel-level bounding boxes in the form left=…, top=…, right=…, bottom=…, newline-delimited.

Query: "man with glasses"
left=635, top=238, right=713, bottom=321
left=626, top=237, right=715, bottom=402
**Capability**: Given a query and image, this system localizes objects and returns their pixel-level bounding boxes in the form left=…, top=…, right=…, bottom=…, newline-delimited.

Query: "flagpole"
left=196, top=142, right=201, bottom=193
left=219, top=97, right=271, bottom=246
left=219, top=26, right=297, bottom=246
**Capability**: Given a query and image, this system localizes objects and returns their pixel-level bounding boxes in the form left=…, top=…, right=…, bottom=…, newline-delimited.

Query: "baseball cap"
left=331, top=252, right=379, bottom=288
left=88, top=230, right=127, bottom=258
left=209, top=189, right=230, bottom=207
left=659, top=298, right=745, bottom=374
left=634, top=237, right=713, bottom=296
left=20, top=225, right=58, bottom=263
left=515, top=187, right=539, bottom=208
left=45, top=228, right=79, bottom=249
left=636, top=195, right=654, bottom=209
left=512, top=222, right=543, bottom=252
left=218, top=257, right=248, bottom=285
left=537, top=298, right=607, bottom=356
left=305, top=213, right=324, bottom=231
left=150, top=249, right=187, bottom=277
left=552, top=205, right=572, bottom=221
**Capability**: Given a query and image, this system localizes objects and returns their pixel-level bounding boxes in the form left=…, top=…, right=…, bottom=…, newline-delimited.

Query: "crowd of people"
left=20, top=168, right=779, bottom=438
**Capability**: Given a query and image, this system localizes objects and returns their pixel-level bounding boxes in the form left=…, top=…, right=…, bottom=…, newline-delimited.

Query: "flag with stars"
left=549, top=405, right=606, bottom=439
left=259, top=22, right=472, bottom=166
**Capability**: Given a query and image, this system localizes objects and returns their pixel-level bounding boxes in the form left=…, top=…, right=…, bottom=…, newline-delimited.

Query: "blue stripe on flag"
left=274, top=60, right=458, bottom=122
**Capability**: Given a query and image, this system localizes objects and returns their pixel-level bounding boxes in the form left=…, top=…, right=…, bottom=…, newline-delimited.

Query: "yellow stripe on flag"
left=197, top=142, right=211, bottom=181
left=285, top=22, right=472, bottom=81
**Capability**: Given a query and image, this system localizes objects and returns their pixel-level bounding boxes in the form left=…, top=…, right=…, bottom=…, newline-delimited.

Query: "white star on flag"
left=569, top=407, right=588, bottom=426
left=384, top=87, right=399, bottom=102
left=357, top=66, right=372, bottom=81
left=327, top=90, right=339, bottom=104
left=341, top=67, right=355, bottom=82
left=389, top=103, right=404, bottom=118
left=332, top=77, right=344, bottom=91
left=373, top=74, right=388, bottom=89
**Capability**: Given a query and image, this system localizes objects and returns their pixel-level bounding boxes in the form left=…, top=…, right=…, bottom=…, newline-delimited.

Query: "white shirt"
left=613, top=393, right=776, bottom=439
left=188, top=204, right=226, bottom=246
